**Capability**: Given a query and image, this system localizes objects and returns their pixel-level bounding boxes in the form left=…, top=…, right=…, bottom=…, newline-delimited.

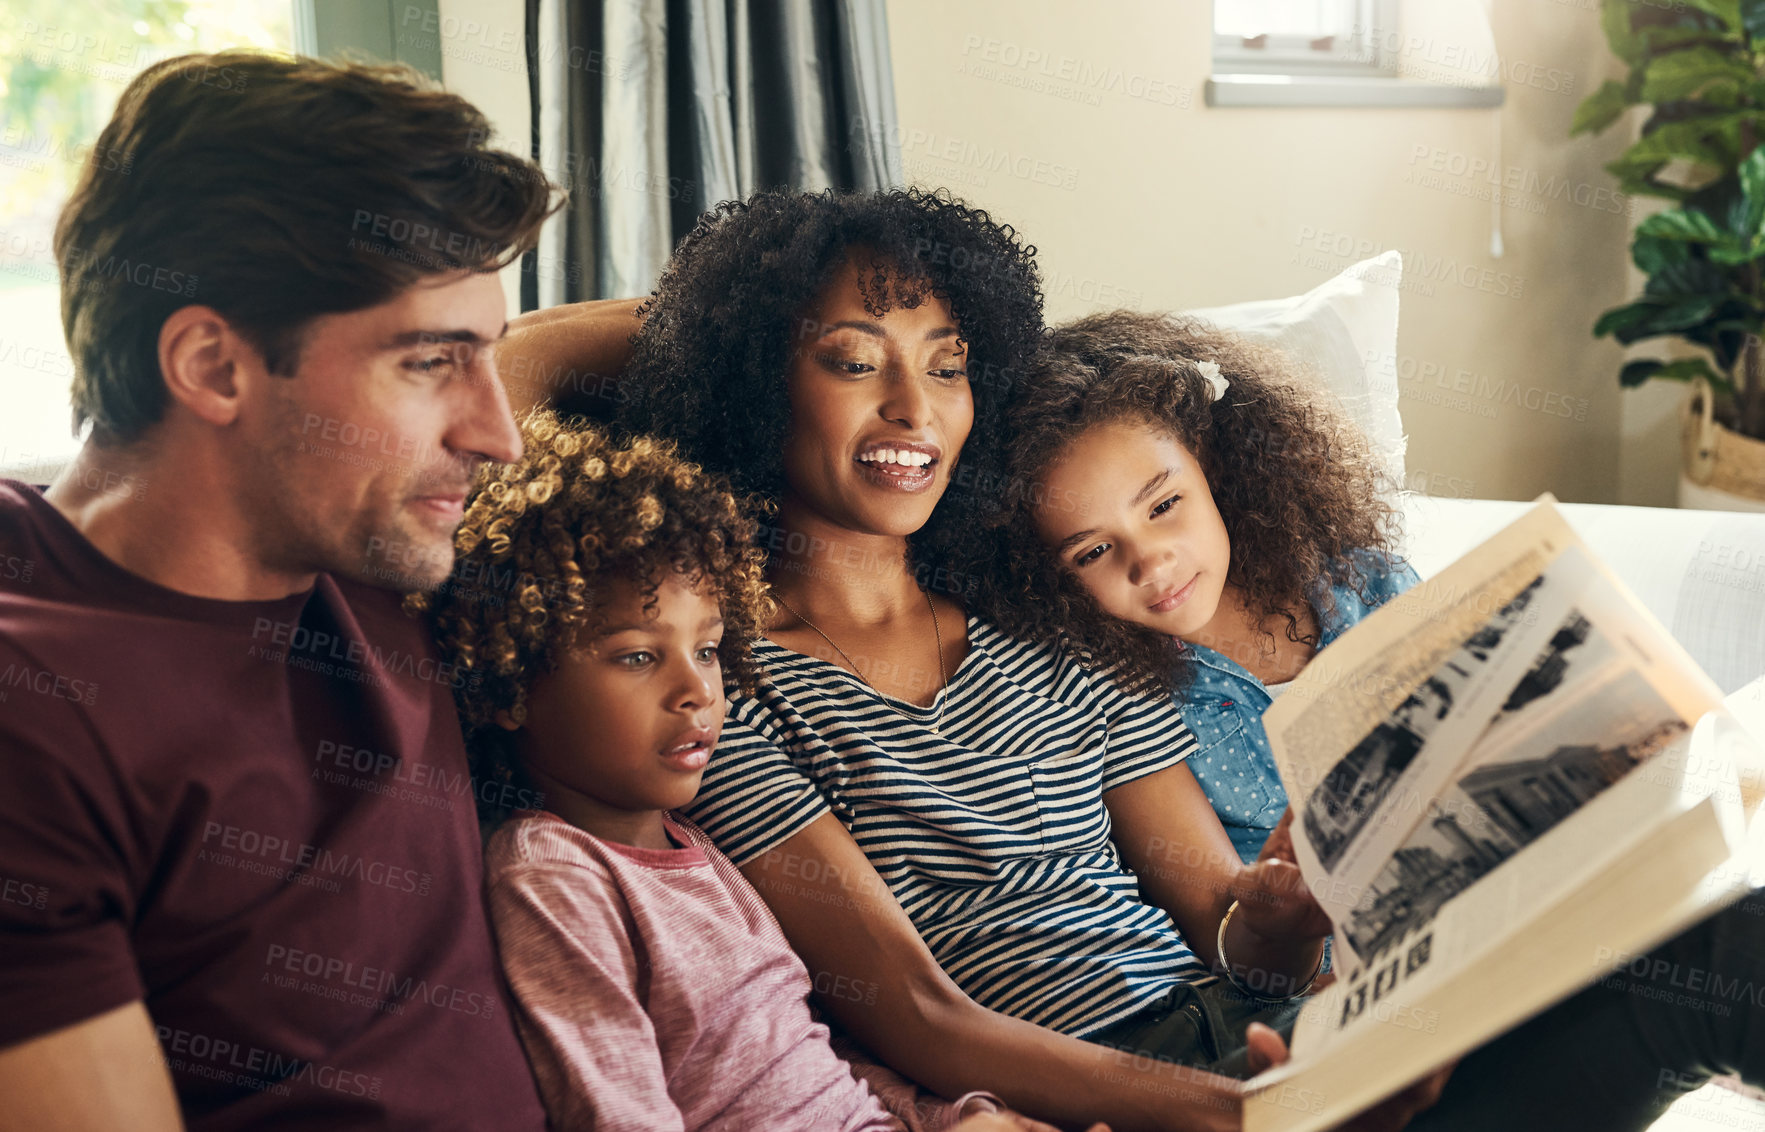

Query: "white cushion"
left=1188, top=251, right=1406, bottom=483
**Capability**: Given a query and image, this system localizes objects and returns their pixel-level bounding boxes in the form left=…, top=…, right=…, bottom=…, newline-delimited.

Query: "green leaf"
left=1639, top=46, right=1755, bottom=102
left=1645, top=258, right=1732, bottom=296
left=1638, top=208, right=1728, bottom=242
left=1574, top=80, right=1633, bottom=136
left=1639, top=25, right=1739, bottom=54
left=1595, top=296, right=1728, bottom=343
left=1620, top=357, right=1732, bottom=391
left=1603, top=0, right=1645, bottom=64
left=1745, top=0, right=1765, bottom=41
left=1739, top=146, right=1765, bottom=235
left=1680, top=0, right=1745, bottom=31
left=1634, top=233, right=1696, bottom=273
left=1595, top=302, right=1661, bottom=339
left=1708, top=241, right=1765, bottom=263
left=1609, top=115, right=1750, bottom=184
left=1620, top=359, right=1668, bottom=386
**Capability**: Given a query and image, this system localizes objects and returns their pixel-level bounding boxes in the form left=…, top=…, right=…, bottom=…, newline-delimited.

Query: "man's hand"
left=1244, top=1023, right=1453, bottom=1132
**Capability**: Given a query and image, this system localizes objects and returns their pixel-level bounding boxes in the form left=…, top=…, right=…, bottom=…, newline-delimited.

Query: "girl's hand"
left=1244, top=1023, right=1454, bottom=1132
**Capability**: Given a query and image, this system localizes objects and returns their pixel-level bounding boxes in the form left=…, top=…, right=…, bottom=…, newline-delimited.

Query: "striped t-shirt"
left=683, top=615, right=1206, bottom=1037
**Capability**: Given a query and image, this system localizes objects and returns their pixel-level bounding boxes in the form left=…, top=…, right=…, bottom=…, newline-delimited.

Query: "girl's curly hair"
left=409, top=411, right=772, bottom=825
left=614, top=186, right=1043, bottom=587
left=969, top=311, right=1403, bottom=697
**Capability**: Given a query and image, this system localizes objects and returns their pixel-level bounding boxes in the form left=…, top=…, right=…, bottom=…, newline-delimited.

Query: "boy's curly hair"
left=613, top=186, right=1043, bottom=589
left=409, top=411, right=772, bottom=824
left=969, top=311, right=1403, bottom=697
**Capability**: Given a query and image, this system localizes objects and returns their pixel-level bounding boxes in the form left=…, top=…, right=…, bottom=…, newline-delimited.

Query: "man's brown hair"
left=55, top=50, right=558, bottom=442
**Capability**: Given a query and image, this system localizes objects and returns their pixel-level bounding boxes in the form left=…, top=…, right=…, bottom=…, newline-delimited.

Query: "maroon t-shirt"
left=0, top=481, right=547, bottom=1130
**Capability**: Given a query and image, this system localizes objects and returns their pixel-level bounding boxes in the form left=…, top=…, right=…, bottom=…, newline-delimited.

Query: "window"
left=0, top=2, right=435, bottom=479
left=1207, top=0, right=1503, bottom=109
left=1212, top=0, right=1395, bottom=77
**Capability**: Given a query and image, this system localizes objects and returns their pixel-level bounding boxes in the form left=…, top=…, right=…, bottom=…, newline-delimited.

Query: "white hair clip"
left=1195, top=360, right=1229, bottom=403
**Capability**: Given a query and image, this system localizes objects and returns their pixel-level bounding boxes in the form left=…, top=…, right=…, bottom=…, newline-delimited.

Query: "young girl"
left=979, top=311, right=1417, bottom=865
left=414, top=412, right=1044, bottom=1132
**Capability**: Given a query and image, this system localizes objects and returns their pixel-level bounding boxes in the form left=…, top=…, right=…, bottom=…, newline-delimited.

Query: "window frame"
left=1210, top=0, right=1398, bottom=79
left=1205, top=0, right=1504, bottom=109
left=294, top=0, right=442, bottom=79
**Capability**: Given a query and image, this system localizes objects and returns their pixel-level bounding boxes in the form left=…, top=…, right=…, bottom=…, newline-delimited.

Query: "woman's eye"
left=1151, top=493, right=1182, bottom=517
left=1074, top=542, right=1109, bottom=567
left=930, top=366, right=969, bottom=381
left=816, top=352, right=874, bottom=376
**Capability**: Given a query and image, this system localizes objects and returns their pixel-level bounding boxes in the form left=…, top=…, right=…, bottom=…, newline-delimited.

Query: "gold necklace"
left=771, top=589, right=949, bottom=732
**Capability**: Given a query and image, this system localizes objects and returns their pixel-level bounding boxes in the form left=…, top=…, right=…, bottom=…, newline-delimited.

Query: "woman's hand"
left=951, top=1112, right=1108, bottom=1132
left=1234, top=811, right=1331, bottom=943
left=1228, top=858, right=1331, bottom=943
left=1243, top=1023, right=1453, bottom=1132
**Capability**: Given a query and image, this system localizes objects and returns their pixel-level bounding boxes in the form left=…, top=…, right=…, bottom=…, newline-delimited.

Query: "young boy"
left=417, top=413, right=1041, bottom=1132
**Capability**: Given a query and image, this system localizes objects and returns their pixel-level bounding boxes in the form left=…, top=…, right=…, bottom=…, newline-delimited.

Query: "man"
left=0, top=51, right=558, bottom=1130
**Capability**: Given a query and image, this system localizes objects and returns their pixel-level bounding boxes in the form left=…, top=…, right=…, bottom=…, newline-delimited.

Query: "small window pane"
left=1214, top=0, right=1360, bottom=40
left=0, top=0, right=293, bottom=473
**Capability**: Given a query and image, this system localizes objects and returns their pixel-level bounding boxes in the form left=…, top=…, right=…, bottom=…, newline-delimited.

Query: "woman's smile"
left=853, top=438, right=942, bottom=492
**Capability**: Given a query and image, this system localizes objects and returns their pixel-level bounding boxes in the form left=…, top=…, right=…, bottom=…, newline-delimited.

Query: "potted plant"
left=1576, top=0, right=1765, bottom=509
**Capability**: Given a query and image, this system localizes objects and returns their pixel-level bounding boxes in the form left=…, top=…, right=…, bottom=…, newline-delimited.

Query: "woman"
left=518, top=187, right=1381, bottom=1131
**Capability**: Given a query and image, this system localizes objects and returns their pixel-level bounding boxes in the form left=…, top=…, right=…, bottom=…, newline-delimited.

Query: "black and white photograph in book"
left=1341, top=654, right=1688, bottom=966
left=1303, top=576, right=1547, bottom=871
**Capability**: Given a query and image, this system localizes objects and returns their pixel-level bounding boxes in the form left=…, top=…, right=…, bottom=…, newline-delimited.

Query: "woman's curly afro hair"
left=615, top=186, right=1043, bottom=584
left=969, top=311, right=1404, bottom=697
left=409, top=410, right=771, bottom=826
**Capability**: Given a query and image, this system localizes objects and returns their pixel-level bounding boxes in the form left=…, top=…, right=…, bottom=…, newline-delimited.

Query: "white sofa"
left=1400, top=495, right=1765, bottom=696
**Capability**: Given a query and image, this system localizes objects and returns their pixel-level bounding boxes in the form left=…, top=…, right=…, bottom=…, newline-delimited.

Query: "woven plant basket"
left=1683, top=377, right=1765, bottom=506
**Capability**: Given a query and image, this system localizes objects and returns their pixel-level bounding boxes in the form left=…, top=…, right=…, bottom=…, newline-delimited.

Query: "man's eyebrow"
left=1131, top=467, right=1176, bottom=507
left=385, top=323, right=508, bottom=349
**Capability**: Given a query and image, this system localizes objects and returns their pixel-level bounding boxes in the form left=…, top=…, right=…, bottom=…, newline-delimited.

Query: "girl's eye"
left=930, top=366, right=969, bottom=381
left=1151, top=493, right=1182, bottom=518
left=615, top=651, right=655, bottom=668
left=1074, top=542, right=1110, bottom=567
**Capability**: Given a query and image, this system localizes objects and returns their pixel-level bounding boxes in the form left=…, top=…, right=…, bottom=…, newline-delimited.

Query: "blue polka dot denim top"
left=1178, top=550, right=1420, bottom=863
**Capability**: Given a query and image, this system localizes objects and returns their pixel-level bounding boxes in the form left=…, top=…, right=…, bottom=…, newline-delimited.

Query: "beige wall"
left=435, top=0, right=1667, bottom=504
left=436, top=0, right=530, bottom=319
left=887, top=0, right=1652, bottom=505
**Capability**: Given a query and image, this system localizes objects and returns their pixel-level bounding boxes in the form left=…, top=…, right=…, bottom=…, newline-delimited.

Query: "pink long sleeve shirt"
left=485, top=809, right=903, bottom=1132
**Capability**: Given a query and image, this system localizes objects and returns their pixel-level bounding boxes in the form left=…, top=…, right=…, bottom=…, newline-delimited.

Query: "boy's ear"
left=493, top=708, right=521, bottom=731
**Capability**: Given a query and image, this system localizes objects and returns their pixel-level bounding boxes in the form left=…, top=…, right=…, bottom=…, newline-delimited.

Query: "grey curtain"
left=523, top=0, right=905, bottom=308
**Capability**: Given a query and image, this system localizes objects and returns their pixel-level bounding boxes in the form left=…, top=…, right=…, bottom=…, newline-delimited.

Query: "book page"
left=1247, top=673, right=1765, bottom=1132
left=1267, top=499, right=1729, bottom=974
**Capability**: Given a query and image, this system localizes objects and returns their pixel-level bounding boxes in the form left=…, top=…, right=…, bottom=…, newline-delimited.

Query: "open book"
left=1242, top=497, right=1765, bottom=1132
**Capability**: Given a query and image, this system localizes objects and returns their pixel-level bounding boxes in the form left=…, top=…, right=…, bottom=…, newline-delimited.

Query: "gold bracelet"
left=1215, top=899, right=1325, bottom=1002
